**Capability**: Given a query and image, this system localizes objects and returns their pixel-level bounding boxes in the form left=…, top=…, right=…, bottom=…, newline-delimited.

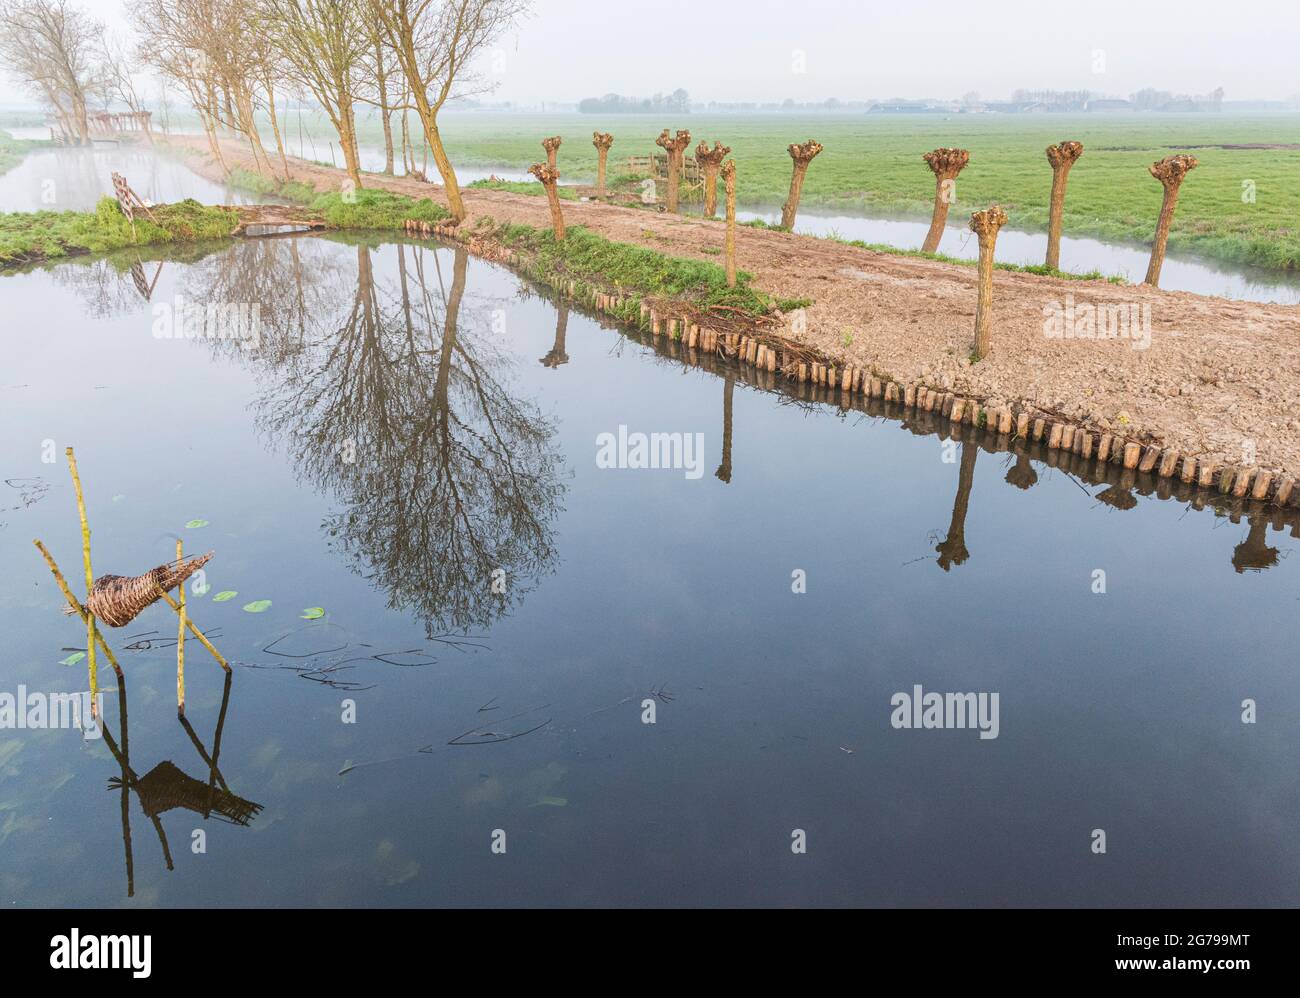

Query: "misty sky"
left=38, top=0, right=1300, bottom=104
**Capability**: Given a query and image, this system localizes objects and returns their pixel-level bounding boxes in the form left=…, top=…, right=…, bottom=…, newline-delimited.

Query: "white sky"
left=28, top=0, right=1300, bottom=104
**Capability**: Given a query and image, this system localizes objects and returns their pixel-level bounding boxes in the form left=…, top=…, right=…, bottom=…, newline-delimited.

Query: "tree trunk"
left=722, top=160, right=737, bottom=287
left=376, top=41, right=395, bottom=175
left=264, top=82, right=291, bottom=181
left=969, top=205, right=1008, bottom=360
left=921, top=148, right=970, bottom=254
left=337, top=97, right=364, bottom=188
left=1045, top=141, right=1083, bottom=270
left=780, top=141, right=822, bottom=230
left=530, top=164, right=565, bottom=239
left=922, top=175, right=952, bottom=253
left=597, top=147, right=608, bottom=192
left=1144, top=156, right=1197, bottom=286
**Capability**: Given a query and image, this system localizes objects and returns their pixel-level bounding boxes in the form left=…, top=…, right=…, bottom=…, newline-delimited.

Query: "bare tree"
left=592, top=131, right=613, bottom=194
left=655, top=127, right=690, bottom=214
left=1044, top=141, right=1083, bottom=270
left=0, top=0, right=104, bottom=145
left=99, top=32, right=153, bottom=141
left=1144, top=154, right=1198, bottom=287
left=369, top=0, right=531, bottom=223
left=694, top=139, right=728, bottom=218
left=921, top=147, right=969, bottom=254
left=258, top=0, right=370, bottom=187
left=780, top=138, right=822, bottom=229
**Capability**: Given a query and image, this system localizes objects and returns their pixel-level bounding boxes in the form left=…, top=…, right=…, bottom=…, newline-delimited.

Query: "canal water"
left=1, top=234, right=1297, bottom=906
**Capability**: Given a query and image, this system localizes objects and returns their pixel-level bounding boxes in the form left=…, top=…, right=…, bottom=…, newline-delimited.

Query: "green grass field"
left=348, top=111, right=1300, bottom=271
left=0, top=129, right=40, bottom=176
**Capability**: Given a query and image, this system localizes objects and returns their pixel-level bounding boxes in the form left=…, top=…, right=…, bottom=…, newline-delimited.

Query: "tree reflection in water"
left=187, top=236, right=565, bottom=636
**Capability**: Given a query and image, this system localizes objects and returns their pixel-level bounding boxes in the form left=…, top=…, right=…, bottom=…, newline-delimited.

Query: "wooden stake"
left=66, top=448, right=98, bottom=719
left=176, top=539, right=186, bottom=715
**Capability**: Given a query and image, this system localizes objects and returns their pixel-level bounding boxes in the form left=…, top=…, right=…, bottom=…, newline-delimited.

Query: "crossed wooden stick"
left=33, top=447, right=229, bottom=720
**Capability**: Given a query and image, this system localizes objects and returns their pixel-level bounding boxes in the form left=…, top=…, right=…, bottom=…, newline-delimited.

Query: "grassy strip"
left=468, top=178, right=579, bottom=199
left=480, top=219, right=781, bottom=316
left=0, top=197, right=239, bottom=265
left=309, top=187, right=449, bottom=227
left=0, top=130, right=41, bottom=176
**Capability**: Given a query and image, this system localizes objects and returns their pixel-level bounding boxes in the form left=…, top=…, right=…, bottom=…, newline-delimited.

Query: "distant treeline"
left=578, top=90, right=691, bottom=114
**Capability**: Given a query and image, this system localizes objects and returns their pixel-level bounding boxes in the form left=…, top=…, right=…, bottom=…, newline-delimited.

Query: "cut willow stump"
left=528, top=163, right=566, bottom=240
left=921, top=148, right=970, bottom=254
left=695, top=140, right=730, bottom=218
left=592, top=132, right=614, bottom=194
left=781, top=140, right=823, bottom=230
left=541, top=135, right=562, bottom=171
left=655, top=128, right=691, bottom=214
left=1044, top=141, right=1083, bottom=271
left=1144, top=154, right=1198, bottom=286
left=721, top=159, right=737, bottom=287
left=969, top=205, right=1008, bottom=360
left=79, top=552, right=213, bottom=628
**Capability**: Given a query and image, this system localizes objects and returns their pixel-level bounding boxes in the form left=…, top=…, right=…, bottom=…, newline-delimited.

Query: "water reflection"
left=187, top=238, right=565, bottom=636
left=100, top=674, right=261, bottom=898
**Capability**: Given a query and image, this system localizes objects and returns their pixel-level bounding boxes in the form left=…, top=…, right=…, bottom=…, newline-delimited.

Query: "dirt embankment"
left=172, top=136, right=1300, bottom=492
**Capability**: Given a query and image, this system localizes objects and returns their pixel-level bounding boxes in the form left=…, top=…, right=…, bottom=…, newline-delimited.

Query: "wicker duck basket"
left=72, top=552, right=214, bottom=628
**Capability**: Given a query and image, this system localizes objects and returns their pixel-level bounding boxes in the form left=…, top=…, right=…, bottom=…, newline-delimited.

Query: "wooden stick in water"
left=65, top=447, right=98, bottom=718
left=176, top=539, right=186, bottom=716
left=32, top=539, right=122, bottom=677
left=156, top=589, right=230, bottom=672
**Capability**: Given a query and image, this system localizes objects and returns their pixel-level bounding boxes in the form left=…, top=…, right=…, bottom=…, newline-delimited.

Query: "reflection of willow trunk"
left=722, top=160, right=737, bottom=287
left=1232, top=516, right=1280, bottom=573
left=592, top=132, right=614, bottom=194
left=715, top=377, right=734, bottom=483
left=1144, top=154, right=1198, bottom=287
left=529, top=164, right=566, bottom=239
left=921, top=148, right=970, bottom=253
left=969, top=205, right=1008, bottom=360
left=541, top=302, right=570, bottom=367
left=781, top=140, right=823, bottom=229
left=656, top=129, right=691, bottom=214
left=542, top=135, right=562, bottom=170
left=936, top=439, right=976, bottom=570
left=1044, top=141, right=1083, bottom=270
left=695, top=140, right=730, bottom=218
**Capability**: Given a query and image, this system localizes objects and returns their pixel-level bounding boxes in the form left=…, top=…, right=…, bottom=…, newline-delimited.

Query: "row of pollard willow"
left=406, top=207, right=1299, bottom=512
left=547, top=130, right=1198, bottom=290
left=33, top=447, right=230, bottom=721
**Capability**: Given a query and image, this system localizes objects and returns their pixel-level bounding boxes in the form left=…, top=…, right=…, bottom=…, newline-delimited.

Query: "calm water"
left=1, top=234, right=1297, bottom=907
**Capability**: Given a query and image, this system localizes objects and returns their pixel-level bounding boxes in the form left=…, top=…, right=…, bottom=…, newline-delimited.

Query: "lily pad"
left=185, top=518, right=209, bottom=529
left=212, top=590, right=238, bottom=602
left=59, top=652, right=85, bottom=666
left=242, top=599, right=272, bottom=613
left=301, top=607, right=325, bottom=620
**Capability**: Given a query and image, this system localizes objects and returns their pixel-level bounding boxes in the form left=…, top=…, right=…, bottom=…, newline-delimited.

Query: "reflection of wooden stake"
left=176, top=539, right=186, bottom=716
left=66, top=447, right=98, bottom=718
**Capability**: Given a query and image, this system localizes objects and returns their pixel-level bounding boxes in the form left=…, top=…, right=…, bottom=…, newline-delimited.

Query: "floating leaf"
left=301, top=607, right=325, bottom=620
left=59, top=652, right=85, bottom=666
left=530, top=795, right=568, bottom=808
left=242, top=599, right=272, bottom=613
left=212, top=590, right=238, bottom=603
left=185, top=518, right=209, bottom=529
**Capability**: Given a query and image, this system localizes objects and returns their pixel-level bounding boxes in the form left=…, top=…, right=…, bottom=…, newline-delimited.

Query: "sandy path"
left=176, top=136, right=1300, bottom=481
